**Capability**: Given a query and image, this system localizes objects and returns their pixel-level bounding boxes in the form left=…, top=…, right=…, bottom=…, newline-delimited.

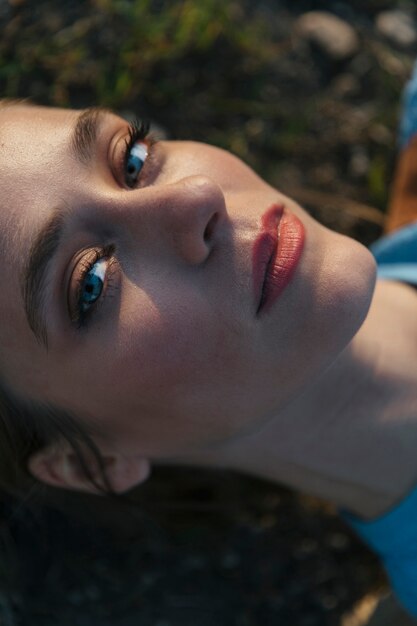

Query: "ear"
left=27, top=441, right=151, bottom=495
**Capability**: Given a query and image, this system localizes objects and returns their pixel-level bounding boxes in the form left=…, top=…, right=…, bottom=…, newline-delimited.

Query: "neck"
left=162, top=279, right=417, bottom=519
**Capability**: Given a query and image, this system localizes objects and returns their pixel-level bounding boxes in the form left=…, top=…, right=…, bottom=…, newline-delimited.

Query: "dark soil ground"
left=0, top=0, right=417, bottom=624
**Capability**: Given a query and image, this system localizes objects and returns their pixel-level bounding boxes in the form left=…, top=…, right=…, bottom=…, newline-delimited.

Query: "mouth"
left=253, top=203, right=305, bottom=316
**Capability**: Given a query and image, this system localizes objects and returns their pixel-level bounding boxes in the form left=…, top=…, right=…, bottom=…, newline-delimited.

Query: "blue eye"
left=69, top=245, right=117, bottom=329
left=80, top=258, right=107, bottom=313
left=125, top=141, right=148, bottom=188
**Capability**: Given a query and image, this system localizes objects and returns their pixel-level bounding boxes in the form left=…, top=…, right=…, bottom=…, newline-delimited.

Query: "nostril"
left=204, top=212, right=219, bottom=243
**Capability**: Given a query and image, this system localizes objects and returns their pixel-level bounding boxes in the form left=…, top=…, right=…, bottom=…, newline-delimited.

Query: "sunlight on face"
left=0, top=103, right=376, bottom=457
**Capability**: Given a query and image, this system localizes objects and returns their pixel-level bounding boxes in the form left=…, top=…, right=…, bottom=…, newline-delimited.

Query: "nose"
left=124, top=175, right=228, bottom=265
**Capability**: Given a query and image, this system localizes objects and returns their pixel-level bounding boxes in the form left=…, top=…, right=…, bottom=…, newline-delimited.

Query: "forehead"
left=0, top=104, right=78, bottom=251
left=0, top=103, right=76, bottom=192
left=0, top=105, right=79, bottom=366
left=0, top=103, right=76, bottom=159
left=0, top=101, right=76, bottom=132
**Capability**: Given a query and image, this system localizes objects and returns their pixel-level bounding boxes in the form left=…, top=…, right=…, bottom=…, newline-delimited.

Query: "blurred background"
left=0, top=0, right=416, bottom=624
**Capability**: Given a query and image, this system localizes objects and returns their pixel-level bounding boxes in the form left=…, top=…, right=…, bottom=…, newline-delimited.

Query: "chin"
left=286, top=201, right=377, bottom=358
left=317, top=231, right=378, bottom=361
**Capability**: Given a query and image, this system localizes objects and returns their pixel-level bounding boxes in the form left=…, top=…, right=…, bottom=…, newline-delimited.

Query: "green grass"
left=0, top=0, right=412, bottom=229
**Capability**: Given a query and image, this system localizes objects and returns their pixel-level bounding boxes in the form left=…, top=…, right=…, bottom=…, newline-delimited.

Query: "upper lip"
left=252, top=204, right=284, bottom=314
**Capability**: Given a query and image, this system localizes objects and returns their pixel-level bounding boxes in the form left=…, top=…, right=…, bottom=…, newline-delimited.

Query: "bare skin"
left=161, top=278, right=417, bottom=520
left=0, top=102, right=415, bottom=521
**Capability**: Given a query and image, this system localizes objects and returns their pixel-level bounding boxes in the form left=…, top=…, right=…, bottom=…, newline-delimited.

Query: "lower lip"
left=256, top=207, right=305, bottom=315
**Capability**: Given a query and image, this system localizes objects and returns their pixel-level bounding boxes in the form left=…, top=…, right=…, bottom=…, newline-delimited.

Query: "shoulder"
left=342, top=485, right=417, bottom=619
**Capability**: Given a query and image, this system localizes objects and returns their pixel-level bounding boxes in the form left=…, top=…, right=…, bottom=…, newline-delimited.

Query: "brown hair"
left=0, top=380, right=114, bottom=501
left=0, top=98, right=114, bottom=503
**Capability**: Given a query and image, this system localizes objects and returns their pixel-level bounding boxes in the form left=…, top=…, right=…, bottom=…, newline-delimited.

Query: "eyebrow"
left=71, top=107, right=108, bottom=166
left=22, top=208, right=66, bottom=348
left=21, top=107, right=112, bottom=348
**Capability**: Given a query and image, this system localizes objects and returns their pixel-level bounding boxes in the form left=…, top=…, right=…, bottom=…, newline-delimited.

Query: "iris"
left=81, top=258, right=107, bottom=312
left=126, top=142, right=148, bottom=187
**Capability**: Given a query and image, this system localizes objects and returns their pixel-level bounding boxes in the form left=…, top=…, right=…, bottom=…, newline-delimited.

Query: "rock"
left=375, top=10, right=417, bottom=48
left=369, top=123, right=392, bottom=146
left=294, top=11, right=359, bottom=61
left=331, top=73, right=360, bottom=98
left=349, top=146, right=370, bottom=179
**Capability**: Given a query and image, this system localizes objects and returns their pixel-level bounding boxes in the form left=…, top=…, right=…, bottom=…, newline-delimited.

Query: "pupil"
left=84, top=274, right=102, bottom=301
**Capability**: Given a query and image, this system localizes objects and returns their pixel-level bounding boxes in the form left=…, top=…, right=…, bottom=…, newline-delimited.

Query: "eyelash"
left=71, top=244, right=118, bottom=329
left=70, top=119, right=155, bottom=329
left=122, top=118, right=157, bottom=188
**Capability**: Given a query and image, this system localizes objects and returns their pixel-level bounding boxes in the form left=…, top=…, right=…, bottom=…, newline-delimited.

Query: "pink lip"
left=253, top=203, right=305, bottom=315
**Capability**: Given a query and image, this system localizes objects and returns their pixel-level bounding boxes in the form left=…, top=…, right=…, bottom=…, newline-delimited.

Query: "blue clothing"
left=370, top=219, right=417, bottom=287
left=341, top=221, right=417, bottom=618
left=340, top=59, right=417, bottom=618
left=342, top=486, right=417, bottom=617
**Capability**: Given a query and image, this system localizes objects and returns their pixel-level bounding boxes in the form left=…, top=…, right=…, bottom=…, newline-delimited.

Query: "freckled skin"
left=0, top=104, right=376, bottom=459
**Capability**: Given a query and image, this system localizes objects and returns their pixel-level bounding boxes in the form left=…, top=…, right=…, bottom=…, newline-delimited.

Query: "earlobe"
left=27, top=443, right=151, bottom=495
left=101, top=455, right=151, bottom=494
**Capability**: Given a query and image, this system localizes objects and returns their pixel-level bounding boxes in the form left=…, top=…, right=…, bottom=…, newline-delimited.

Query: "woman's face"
left=0, top=103, right=376, bottom=458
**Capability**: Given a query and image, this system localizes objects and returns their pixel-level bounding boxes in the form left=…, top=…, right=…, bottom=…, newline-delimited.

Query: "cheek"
left=113, top=291, right=238, bottom=406
left=110, top=298, right=254, bottom=451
